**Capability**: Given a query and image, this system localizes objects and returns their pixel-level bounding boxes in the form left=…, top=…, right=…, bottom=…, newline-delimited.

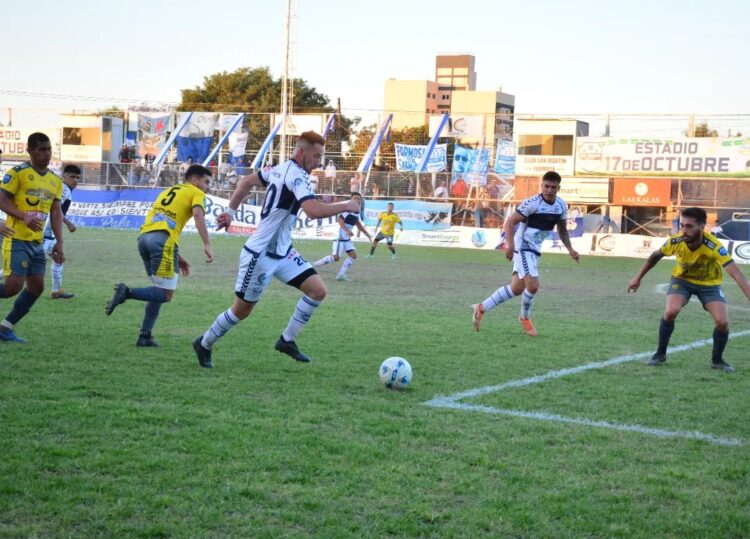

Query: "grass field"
left=2, top=228, right=749, bottom=538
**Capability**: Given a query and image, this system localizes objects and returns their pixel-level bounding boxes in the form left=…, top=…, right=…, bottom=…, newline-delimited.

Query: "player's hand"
left=216, top=212, right=233, bottom=231
left=179, top=256, right=191, bottom=276
left=204, top=245, right=214, bottom=263
left=0, top=221, right=15, bottom=238
left=52, top=244, right=65, bottom=264
left=23, top=212, right=44, bottom=231
left=66, top=222, right=77, bottom=233
left=504, top=244, right=514, bottom=261
left=627, top=278, right=640, bottom=293
left=570, top=249, right=580, bottom=263
left=345, top=200, right=361, bottom=213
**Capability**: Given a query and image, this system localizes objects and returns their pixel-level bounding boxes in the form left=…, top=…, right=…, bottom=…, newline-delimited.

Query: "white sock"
left=282, top=296, right=321, bottom=342
left=201, top=308, right=241, bottom=349
left=312, top=255, right=336, bottom=267
left=337, top=257, right=354, bottom=276
left=482, top=285, right=517, bottom=312
left=520, top=290, right=536, bottom=319
left=51, top=262, right=64, bottom=292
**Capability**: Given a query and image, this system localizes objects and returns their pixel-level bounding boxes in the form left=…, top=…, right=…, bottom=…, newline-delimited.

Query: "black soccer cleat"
left=105, top=283, right=128, bottom=316
left=275, top=335, right=311, bottom=363
left=193, top=337, right=213, bottom=369
left=647, top=353, right=666, bottom=366
left=136, top=334, right=159, bottom=347
left=711, top=360, right=736, bottom=373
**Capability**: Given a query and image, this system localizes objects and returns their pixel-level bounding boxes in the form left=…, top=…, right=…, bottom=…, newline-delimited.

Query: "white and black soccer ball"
left=379, top=357, right=412, bottom=389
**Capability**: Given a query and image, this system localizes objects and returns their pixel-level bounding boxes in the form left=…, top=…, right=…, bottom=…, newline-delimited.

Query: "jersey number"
left=260, top=184, right=278, bottom=219
left=161, top=186, right=182, bottom=206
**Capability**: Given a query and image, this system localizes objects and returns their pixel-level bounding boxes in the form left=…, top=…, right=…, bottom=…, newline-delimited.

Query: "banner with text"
left=175, top=112, right=219, bottom=163
left=493, top=140, right=517, bottom=176
left=361, top=200, right=454, bottom=231
left=394, top=143, right=447, bottom=172
left=576, top=137, right=750, bottom=177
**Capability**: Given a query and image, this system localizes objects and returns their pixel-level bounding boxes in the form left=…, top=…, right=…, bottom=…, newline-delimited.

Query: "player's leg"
left=649, top=281, right=689, bottom=365
left=0, top=242, right=45, bottom=343
left=471, top=266, right=524, bottom=332
left=702, top=291, right=734, bottom=372
left=336, top=245, right=356, bottom=281
left=44, top=238, right=72, bottom=299
left=386, top=236, right=397, bottom=259
left=275, top=251, right=323, bottom=362
left=194, top=248, right=271, bottom=368
left=368, top=233, right=383, bottom=257
left=312, top=240, right=341, bottom=267
left=517, top=252, right=541, bottom=336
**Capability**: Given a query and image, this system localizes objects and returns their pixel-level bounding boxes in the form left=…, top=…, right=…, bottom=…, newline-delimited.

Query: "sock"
left=711, top=327, right=729, bottom=363
left=0, top=284, right=7, bottom=298
left=282, top=296, right=321, bottom=342
left=369, top=245, right=376, bottom=255
left=140, top=302, right=163, bottom=335
left=481, top=285, right=517, bottom=313
left=389, top=247, right=396, bottom=254
left=201, top=308, right=241, bottom=349
left=5, top=289, right=39, bottom=325
left=338, top=257, right=354, bottom=276
left=127, top=286, right=169, bottom=303
left=313, top=255, right=335, bottom=267
left=520, top=290, right=536, bottom=319
left=657, top=318, right=675, bottom=355
left=51, top=262, right=64, bottom=292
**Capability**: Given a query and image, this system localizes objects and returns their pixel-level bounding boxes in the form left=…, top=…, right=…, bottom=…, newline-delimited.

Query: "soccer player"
left=471, top=171, right=579, bottom=336
left=366, top=202, right=403, bottom=259
left=0, top=132, right=65, bottom=343
left=105, top=164, right=214, bottom=347
left=43, top=164, right=80, bottom=299
left=192, top=131, right=360, bottom=368
left=627, top=207, right=750, bottom=373
left=311, top=192, right=372, bottom=281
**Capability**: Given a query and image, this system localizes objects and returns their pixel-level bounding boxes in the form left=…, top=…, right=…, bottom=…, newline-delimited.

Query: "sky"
left=1, top=0, right=749, bottom=133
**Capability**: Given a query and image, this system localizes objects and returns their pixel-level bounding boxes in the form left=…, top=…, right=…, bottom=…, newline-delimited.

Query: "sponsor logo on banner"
left=558, top=178, right=609, bottom=203
left=493, top=140, right=516, bottom=176
left=632, top=237, right=656, bottom=256
left=394, top=143, right=447, bottom=172
left=733, top=242, right=750, bottom=262
left=612, top=178, right=671, bottom=206
left=576, top=137, right=750, bottom=177
left=429, top=115, right=484, bottom=138
left=588, top=234, right=616, bottom=256
left=471, top=230, right=487, bottom=248
left=362, top=200, right=453, bottom=231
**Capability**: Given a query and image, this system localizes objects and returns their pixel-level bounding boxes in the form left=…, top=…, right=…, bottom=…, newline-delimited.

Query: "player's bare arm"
left=502, top=211, right=525, bottom=261
left=63, top=217, right=76, bottom=233
left=356, top=220, right=372, bottom=240
left=301, top=198, right=360, bottom=220
left=216, top=172, right=264, bottom=230
left=628, top=249, right=664, bottom=293
left=556, top=219, right=579, bottom=263
left=724, top=261, right=750, bottom=301
left=50, top=199, right=65, bottom=264
left=192, top=205, right=214, bottom=262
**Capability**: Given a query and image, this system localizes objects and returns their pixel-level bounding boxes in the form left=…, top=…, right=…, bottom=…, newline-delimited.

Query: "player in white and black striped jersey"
left=193, top=131, right=361, bottom=368
left=471, top=171, right=579, bottom=336
left=311, top=192, right=372, bottom=282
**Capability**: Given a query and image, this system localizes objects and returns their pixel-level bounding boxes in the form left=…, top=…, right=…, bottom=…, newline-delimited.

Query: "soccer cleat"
left=50, top=290, right=75, bottom=299
left=711, top=360, right=735, bottom=373
left=647, top=353, right=666, bottom=366
left=364, top=254, right=373, bottom=259
left=471, top=303, right=484, bottom=332
left=391, top=254, right=397, bottom=260
left=275, top=335, right=311, bottom=363
left=193, top=337, right=213, bottom=369
left=105, top=283, right=128, bottom=315
left=0, top=327, right=26, bottom=344
left=519, top=316, right=537, bottom=337
left=136, top=335, right=159, bottom=347
left=335, top=274, right=351, bottom=282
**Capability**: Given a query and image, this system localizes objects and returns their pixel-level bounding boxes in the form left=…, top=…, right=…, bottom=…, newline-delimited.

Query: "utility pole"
left=279, top=0, right=293, bottom=162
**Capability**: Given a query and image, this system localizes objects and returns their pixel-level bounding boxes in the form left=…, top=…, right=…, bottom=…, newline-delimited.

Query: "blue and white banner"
left=361, top=199, right=453, bottom=231
left=452, top=145, right=490, bottom=186
left=176, top=112, right=219, bottom=163
left=493, top=140, right=516, bottom=176
left=227, top=132, right=249, bottom=166
left=137, top=113, right=171, bottom=158
left=395, top=143, right=447, bottom=172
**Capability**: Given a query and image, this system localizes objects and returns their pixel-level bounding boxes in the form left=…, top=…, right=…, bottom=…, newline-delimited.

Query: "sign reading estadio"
left=612, top=178, right=671, bottom=207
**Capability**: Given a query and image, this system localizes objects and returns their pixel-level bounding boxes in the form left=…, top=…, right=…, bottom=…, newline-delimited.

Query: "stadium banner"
left=176, top=112, right=219, bottom=164
left=137, top=113, right=172, bottom=157
left=493, top=140, right=516, bottom=176
left=394, top=143, right=447, bottom=172
left=272, top=114, right=324, bottom=136
left=515, top=154, right=575, bottom=177
left=361, top=200, right=453, bottom=231
left=227, top=132, right=249, bottom=166
left=452, top=145, right=490, bottom=187
left=612, top=178, right=671, bottom=206
left=558, top=178, right=610, bottom=204
left=429, top=115, right=484, bottom=138
left=576, top=137, right=750, bottom=177
left=0, top=127, right=61, bottom=160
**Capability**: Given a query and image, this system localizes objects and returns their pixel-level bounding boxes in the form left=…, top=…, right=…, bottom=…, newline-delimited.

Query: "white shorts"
left=512, top=250, right=540, bottom=278
left=235, top=247, right=316, bottom=303
left=332, top=238, right=355, bottom=257
left=43, top=238, right=56, bottom=258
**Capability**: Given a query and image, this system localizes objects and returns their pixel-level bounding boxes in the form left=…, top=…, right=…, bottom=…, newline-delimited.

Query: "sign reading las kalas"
left=576, top=137, right=750, bottom=177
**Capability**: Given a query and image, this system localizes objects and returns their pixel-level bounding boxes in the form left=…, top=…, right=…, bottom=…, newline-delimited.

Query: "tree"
left=348, top=124, right=430, bottom=169
left=691, top=122, right=719, bottom=137
left=93, top=106, right=126, bottom=119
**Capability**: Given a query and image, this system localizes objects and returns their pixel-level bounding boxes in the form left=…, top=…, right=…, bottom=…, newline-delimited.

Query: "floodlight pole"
left=280, top=0, right=293, bottom=163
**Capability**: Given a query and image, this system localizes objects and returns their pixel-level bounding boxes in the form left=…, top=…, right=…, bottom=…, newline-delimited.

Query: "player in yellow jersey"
left=0, top=132, right=65, bottom=343
left=628, top=207, right=750, bottom=373
left=105, top=164, right=214, bottom=347
left=366, top=202, right=403, bottom=259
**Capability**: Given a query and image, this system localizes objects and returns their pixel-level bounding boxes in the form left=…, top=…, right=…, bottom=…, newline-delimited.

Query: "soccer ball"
left=379, top=357, right=413, bottom=389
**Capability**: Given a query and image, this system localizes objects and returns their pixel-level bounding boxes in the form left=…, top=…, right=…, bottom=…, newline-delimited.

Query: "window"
left=517, top=135, right=574, bottom=156
left=437, top=77, right=453, bottom=85
left=454, top=67, right=468, bottom=75
left=437, top=67, right=452, bottom=75
left=62, top=127, right=100, bottom=146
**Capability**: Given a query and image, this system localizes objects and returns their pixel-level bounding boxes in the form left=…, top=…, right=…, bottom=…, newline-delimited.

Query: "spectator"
left=325, top=159, right=337, bottom=181
left=450, top=176, right=469, bottom=198
left=488, top=178, right=501, bottom=199
left=433, top=180, right=449, bottom=199
left=711, top=219, right=724, bottom=238
left=350, top=172, right=363, bottom=194
left=120, top=144, right=131, bottom=163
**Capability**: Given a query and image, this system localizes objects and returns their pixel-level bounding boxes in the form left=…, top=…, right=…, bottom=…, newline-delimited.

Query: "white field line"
left=424, top=331, right=750, bottom=446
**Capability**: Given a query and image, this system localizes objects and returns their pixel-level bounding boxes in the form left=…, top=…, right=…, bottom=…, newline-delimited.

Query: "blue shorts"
left=2, top=238, right=46, bottom=277
left=374, top=232, right=394, bottom=245
left=667, top=277, right=726, bottom=305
